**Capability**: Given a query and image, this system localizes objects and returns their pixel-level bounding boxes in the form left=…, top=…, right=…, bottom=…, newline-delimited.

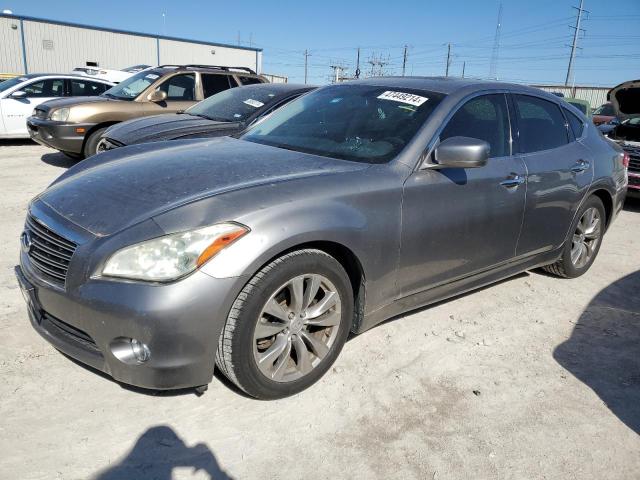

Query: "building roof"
left=0, top=13, right=262, bottom=52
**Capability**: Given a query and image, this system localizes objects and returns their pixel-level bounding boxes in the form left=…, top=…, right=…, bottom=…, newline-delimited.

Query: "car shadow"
left=554, top=270, right=640, bottom=434
left=0, top=139, right=36, bottom=146
left=623, top=196, right=640, bottom=213
left=41, top=151, right=77, bottom=168
left=92, top=425, right=233, bottom=480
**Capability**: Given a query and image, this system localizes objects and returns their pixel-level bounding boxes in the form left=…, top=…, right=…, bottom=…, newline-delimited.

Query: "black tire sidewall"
left=83, top=127, right=108, bottom=157
left=561, top=195, right=605, bottom=278
left=230, top=252, right=353, bottom=399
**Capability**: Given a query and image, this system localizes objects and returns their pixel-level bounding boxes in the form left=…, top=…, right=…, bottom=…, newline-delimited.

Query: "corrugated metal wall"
left=1, top=15, right=261, bottom=75
left=533, top=85, right=611, bottom=109
left=0, top=17, right=26, bottom=74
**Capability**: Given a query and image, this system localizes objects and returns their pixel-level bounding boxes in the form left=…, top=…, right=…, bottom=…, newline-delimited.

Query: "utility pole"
left=304, top=49, right=311, bottom=84
left=402, top=45, right=408, bottom=76
left=445, top=43, right=452, bottom=77
left=355, top=48, right=361, bottom=79
left=565, top=0, right=588, bottom=86
left=462, top=61, right=466, bottom=78
left=489, top=2, right=503, bottom=79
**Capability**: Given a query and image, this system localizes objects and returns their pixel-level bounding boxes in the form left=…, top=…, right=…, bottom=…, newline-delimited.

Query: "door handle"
left=500, top=174, right=525, bottom=189
left=571, top=159, right=590, bottom=173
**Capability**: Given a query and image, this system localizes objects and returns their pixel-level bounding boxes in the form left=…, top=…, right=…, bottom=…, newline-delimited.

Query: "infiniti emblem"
left=20, top=230, right=33, bottom=253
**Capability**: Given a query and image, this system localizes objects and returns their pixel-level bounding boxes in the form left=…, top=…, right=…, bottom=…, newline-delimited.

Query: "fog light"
left=110, top=337, right=151, bottom=364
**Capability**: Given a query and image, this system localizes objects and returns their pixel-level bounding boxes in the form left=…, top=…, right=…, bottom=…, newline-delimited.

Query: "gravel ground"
left=0, top=141, right=638, bottom=480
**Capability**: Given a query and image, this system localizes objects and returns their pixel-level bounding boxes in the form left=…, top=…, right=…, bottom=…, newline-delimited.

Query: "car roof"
left=350, top=76, right=553, bottom=97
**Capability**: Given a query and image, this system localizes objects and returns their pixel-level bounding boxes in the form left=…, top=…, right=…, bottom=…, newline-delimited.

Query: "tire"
left=62, top=151, right=83, bottom=160
left=543, top=195, right=606, bottom=278
left=83, top=127, right=108, bottom=158
left=216, top=249, right=354, bottom=400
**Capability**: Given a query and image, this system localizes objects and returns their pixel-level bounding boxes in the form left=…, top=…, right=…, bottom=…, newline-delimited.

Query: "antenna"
left=489, top=3, right=503, bottom=79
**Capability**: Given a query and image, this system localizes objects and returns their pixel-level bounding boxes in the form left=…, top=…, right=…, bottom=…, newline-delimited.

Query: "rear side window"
left=237, top=76, right=263, bottom=86
left=22, top=79, right=65, bottom=98
left=201, top=74, right=235, bottom=98
left=440, top=94, right=511, bottom=158
left=514, top=95, right=569, bottom=153
left=69, top=79, right=109, bottom=96
left=564, top=109, right=585, bottom=139
left=158, top=73, right=195, bottom=100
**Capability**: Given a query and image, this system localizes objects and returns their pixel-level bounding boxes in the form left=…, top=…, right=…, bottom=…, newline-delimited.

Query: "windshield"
left=102, top=70, right=163, bottom=100
left=187, top=85, right=290, bottom=122
left=0, top=76, right=31, bottom=93
left=241, top=85, right=444, bottom=163
left=594, top=103, right=615, bottom=116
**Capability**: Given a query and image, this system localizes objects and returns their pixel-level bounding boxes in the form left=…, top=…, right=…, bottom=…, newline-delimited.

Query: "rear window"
left=237, top=76, right=263, bottom=86
left=514, top=95, right=569, bottom=153
left=564, top=109, right=585, bottom=139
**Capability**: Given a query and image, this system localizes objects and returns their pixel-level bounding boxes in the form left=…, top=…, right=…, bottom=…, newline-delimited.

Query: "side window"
left=564, top=108, right=585, bottom=139
left=201, top=74, right=235, bottom=98
left=69, top=79, right=109, bottom=96
left=158, top=74, right=195, bottom=101
left=514, top=95, right=569, bottom=153
left=237, top=76, right=262, bottom=86
left=22, top=79, right=65, bottom=98
left=440, top=94, right=511, bottom=158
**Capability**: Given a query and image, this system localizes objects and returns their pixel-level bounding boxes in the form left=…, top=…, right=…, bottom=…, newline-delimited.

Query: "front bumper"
left=26, top=117, right=94, bottom=154
left=16, top=257, right=245, bottom=391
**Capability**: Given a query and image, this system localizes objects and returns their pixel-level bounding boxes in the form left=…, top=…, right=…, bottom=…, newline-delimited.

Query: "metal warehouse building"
left=0, top=13, right=262, bottom=75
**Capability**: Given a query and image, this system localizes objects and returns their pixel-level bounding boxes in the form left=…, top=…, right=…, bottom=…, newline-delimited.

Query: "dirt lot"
left=0, top=141, right=638, bottom=480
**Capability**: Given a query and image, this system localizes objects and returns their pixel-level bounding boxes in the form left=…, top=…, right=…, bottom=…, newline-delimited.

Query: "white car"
left=71, top=65, right=152, bottom=84
left=0, top=74, right=114, bottom=138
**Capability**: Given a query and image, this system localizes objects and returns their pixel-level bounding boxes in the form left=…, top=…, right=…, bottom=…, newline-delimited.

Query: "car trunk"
left=608, top=80, right=640, bottom=142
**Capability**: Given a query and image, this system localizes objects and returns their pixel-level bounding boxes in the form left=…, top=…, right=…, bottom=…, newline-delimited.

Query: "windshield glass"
left=594, top=103, right=615, bottom=116
left=0, top=76, right=30, bottom=93
left=241, top=85, right=444, bottom=163
left=102, top=70, right=163, bottom=100
left=187, top=85, right=289, bottom=122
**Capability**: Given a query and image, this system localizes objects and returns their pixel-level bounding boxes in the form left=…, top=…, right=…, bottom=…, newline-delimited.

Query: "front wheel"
left=216, top=249, right=353, bottom=399
left=543, top=195, right=605, bottom=278
left=83, top=127, right=108, bottom=158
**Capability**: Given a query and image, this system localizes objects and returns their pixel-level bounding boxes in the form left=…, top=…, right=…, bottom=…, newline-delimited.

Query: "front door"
left=142, top=73, right=198, bottom=116
left=510, top=94, right=594, bottom=256
left=2, top=78, right=65, bottom=135
left=399, top=93, right=527, bottom=296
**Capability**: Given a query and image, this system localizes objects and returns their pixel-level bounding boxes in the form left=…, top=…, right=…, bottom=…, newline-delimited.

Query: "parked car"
left=16, top=78, right=627, bottom=399
left=605, top=79, right=639, bottom=197
left=72, top=64, right=152, bottom=84
left=598, top=118, right=620, bottom=135
left=565, top=98, right=591, bottom=118
left=592, top=102, right=616, bottom=126
left=97, top=83, right=315, bottom=152
left=27, top=65, right=267, bottom=159
left=0, top=74, right=114, bottom=138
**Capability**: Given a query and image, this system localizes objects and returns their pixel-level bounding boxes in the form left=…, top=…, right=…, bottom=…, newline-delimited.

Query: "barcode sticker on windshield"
left=377, top=91, right=428, bottom=106
left=145, top=74, right=159, bottom=80
left=243, top=99, right=264, bottom=108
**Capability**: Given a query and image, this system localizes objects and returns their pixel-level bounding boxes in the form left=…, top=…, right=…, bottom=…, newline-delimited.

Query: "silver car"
left=16, top=77, right=627, bottom=399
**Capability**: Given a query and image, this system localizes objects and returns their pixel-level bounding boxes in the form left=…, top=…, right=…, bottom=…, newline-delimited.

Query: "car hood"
left=37, top=137, right=368, bottom=236
left=609, top=79, right=640, bottom=118
left=35, top=95, right=117, bottom=113
left=104, top=113, right=240, bottom=146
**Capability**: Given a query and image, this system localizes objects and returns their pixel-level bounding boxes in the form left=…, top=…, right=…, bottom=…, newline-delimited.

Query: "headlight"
left=101, top=223, right=249, bottom=282
left=49, top=108, right=70, bottom=122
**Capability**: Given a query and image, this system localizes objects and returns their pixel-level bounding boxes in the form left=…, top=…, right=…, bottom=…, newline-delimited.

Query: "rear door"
left=66, top=78, right=111, bottom=97
left=399, top=93, right=527, bottom=295
left=511, top=93, right=594, bottom=256
left=2, top=78, right=65, bottom=135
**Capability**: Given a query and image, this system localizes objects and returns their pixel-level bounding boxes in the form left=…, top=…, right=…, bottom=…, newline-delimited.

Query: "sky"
left=3, top=0, right=639, bottom=86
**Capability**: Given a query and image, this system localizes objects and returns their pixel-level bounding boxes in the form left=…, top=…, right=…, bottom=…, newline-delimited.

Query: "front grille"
left=629, top=175, right=640, bottom=188
left=624, top=144, right=640, bottom=172
left=25, top=215, right=77, bottom=285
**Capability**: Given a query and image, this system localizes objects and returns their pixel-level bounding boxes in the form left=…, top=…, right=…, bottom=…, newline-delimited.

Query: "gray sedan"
left=16, top=77, right=627, bottom=399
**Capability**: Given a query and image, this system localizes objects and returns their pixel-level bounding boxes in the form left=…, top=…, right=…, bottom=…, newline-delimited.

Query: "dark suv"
left=26, top=65, right=267, bottom=159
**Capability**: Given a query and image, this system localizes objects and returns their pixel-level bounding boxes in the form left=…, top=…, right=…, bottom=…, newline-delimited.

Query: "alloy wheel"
left=253, top=274, right=342, bottom=383
left=571, top=207, right=602, bottom=269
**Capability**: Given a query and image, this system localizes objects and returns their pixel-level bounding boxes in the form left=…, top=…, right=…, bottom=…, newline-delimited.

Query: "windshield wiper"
left=188, top=112, right=231, bottom=122
left=102, top=93, right=118, bottom=99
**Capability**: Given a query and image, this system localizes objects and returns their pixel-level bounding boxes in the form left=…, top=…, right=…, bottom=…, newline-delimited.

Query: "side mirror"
left=147, top=90, right=167, bottom=103
left=10, top=90, right=27, bottom=99
left=431, top=136, right=490, bottom=169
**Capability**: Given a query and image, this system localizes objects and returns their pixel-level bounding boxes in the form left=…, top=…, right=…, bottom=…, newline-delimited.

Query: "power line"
left=565, top=0, right=589, bottom=86
left=489, top=2, right=503, bottom=79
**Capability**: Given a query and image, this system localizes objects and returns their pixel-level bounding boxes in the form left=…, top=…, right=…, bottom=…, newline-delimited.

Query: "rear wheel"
left=83, top=127, right=108, bottom=158
left=216, top=249, right=353, bottom=399
left=543, top=195, right=605, bottom=278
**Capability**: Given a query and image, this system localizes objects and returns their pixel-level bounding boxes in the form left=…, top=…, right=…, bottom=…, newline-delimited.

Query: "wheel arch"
left=81, top=121, right=120, bottom=152
left=590, top=187, right=614, bottom=230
